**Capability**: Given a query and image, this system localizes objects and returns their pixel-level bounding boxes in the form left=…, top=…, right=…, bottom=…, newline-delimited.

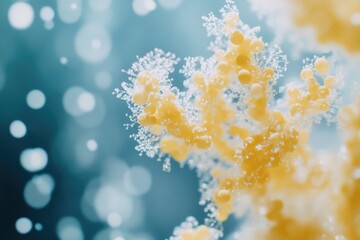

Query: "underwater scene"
left=1, top=0, right=360, bottom=239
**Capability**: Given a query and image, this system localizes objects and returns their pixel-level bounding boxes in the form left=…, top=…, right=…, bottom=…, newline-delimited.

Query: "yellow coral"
left=119, top=2, right=360, bottom=240
left=179, top=225, right=211, bottom=240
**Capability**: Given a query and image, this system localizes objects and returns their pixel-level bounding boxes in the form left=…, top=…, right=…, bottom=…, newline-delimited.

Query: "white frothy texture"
left=20, top=148, right=48, bottom=172
left=24, top=174, right=55, bottom=209
left=75, top=25, right=112, bottom=63
left=56, top=217, right=84, bottom=240
left=8, top=2, right=34, bottom=30
left=10, top=120, right=27, bottom=138
left=57, top=0, right=82, bottom=24
left=40, top=6, right=55, bottom=22
left=132, top=0, right=157, bottom=16
left=15, top=217, right=32, bottom=234
left=26, top=90, right=46, bottom=109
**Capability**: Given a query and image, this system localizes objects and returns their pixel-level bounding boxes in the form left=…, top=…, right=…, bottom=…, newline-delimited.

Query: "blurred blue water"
left=0, top=0, right=305, bottom=239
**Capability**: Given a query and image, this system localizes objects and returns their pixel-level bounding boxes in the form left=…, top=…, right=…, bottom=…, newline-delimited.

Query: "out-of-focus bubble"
left=35, top=223, right=43, bottom=231
left=114, top=237, right=125, bottom=240
left=94, top=229, right=153, bottom=240
left=26, top=90, right=46, bottom=110
left=64, top=87, right=94, bottom=116
left=75, top=25, right=112, bottom=63
left=40, top=6, right=55, bottom=22
left=87, top=139, right=98, bottom=151
left=132, top=0, right=157, bottom=16
left=95, top=71, right=112, bottom=89
left=75, top=139, right=97, bottom=167
left=56, top=217, right=84, bottom=240
left=107, top=212, right=122, bottom=228
left=0, top=65, right=5, bottom=91
left=63, top=87, right=84, bottom=116
left=20, top=148, right=48, bottom=172
left=77, top=92, right=96, bottom=112
left=45, top=21, right=55, bottom=30
left=81, top=179, right=101, bottom=222
left=94, top=185, right=134, bottom=223
left=89, top=0, right=112, bottom=11
left=157, top=0, right=183, bottom=10
left=57, top=0, right=82, bottom=24
left=353, top=168, right=360, bottom=179
left=24, top=174, right=55, bottom=209
left=60, top=57, right=68, bottom=64
left=102, top=159, right=128, bottom=184
left=8, top=2, right=34, bottom=30
left=124, top=166, right=152, bottom=196
left=75, top=95, right=106, bottom=128
left=10, top=120, right=27, bottom=138
left=15, top=217, right=32, bottom=234
left=81, top=161, right=128, bottom=222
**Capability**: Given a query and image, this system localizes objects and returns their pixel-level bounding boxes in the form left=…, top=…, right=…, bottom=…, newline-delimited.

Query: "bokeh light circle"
left=20, top=148, right=48, bottom=172
left=77, top=92, right=95, bottom=112
left=132, top=0, right=157, bottom=16
left=40, top=6, right=55, bottom=22
left=45, top=21, right=55, bottom=30
left=87, top=139, right=98, bottom=151
left=57, top=0, right=82, bottom=24
left=107, top=212, right=122, bottom=228
left=75, top=95, right=106, bottom=128
left=94, top=185, right=134, bottom=223
left=75, top=25, right=112, bottom=63
left=35, top=223, right=43, bottom=231
left=15, top=217, right=32, bottom=234
left=56, top=217, right=84, bottom=240
left=24, top=174, right=55, bottom=209
left=124, top=166, right=152, bottom=196
left=60, top=57, right=68, bottom=64
left=8, top=2, right=34, bottom=30
left=26, top=90, right=46, bottom=109
left=95, top=71, right=112, bottom=89
left=63, top=87, right=97, bottom=116
left=10, top=120, right=27, bottom=138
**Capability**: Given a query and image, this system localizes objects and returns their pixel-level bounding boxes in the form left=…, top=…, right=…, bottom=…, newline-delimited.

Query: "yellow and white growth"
left=115, top=1, right=360, bottom=239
